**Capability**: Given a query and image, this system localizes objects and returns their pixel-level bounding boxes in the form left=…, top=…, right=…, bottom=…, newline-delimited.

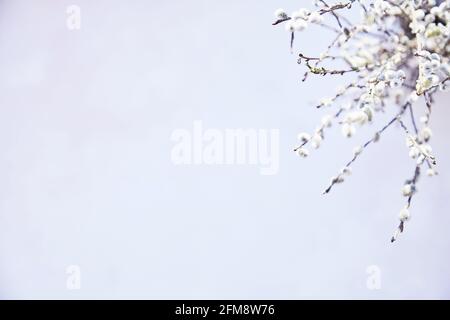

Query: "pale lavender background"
left=0, top=0, right=449, bottom=299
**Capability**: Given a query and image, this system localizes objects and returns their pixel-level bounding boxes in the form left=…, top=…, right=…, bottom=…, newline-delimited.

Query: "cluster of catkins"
left=273, top=0, right=449, bottom=241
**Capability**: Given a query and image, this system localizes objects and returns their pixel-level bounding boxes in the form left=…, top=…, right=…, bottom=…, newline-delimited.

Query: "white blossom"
left=419, top=127, right=433, bottom=141
left=420, top=115, right=429, bottom=123
left=308, top=11, right=323, bottom=23
left=319, top=97, right=333, bottom=107
left=341, top=167, right=352, bottom=176
left=285, top=21, right=295, bottom=32
left=297, top=132, right=311, bottom=142
left=293, top=20, right=308, bottom=31
left=346, top=110, right=369, bottom=125
left=353, top=146, right=363, bottom=156
left=311, top=133, right=323, bottom=149
left=409, top=147, right=420, bottom=159
left=342, top=123, right=356, bottom=138
left=297, top=147, right=309, bottom=158
left=374, top=82, right=386, bottom=96
left=321, top=114, right=333, bottom=127
left=399, top=207, right=411, bottom=222
left=292, top=9, right=310, bottom=21
left=274, top=8, right=288, bottom=20
left=402, top=184, right=413, bottom=196
left=406, top=135, right=415, bottom=148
